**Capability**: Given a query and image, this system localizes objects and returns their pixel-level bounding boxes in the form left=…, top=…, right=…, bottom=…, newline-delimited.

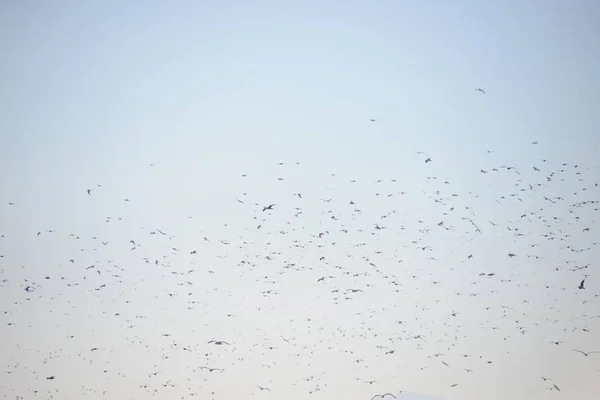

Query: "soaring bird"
left=579, top=279, right=585, bottom=289
left=475, top=88, right=486, bottom=94
left=572, top=349, right=599, bottom=356
left=87, top=189, right=91, bottom=195
left=262, top=204, right=275, bottom=212
left=208, top=340, right=230, bottom=345
left=371, top=394, right=396, bottom=400
left=425, top=158, right=432, bottom=163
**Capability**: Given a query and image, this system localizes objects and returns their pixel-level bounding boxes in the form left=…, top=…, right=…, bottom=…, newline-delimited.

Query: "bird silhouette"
left=572, top=349, right=599, bottom=356
left=262, top=204, right=275, bottom=212
left=371, top=394, right=396, bottom=400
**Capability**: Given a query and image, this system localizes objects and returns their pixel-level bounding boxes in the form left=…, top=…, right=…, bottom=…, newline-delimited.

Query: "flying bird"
left=262, top=204, right=275, bottom=212
left=572, top=349, right=599, bottom=356
left=579, top=279, right=585, bottom=289
left=371, top=394, right=396, bottom=400
left=87, top=189, right=91, bottom=195
left=475, top=88, right=486, bottom=94
left=208, top=340, right=230, bottom=345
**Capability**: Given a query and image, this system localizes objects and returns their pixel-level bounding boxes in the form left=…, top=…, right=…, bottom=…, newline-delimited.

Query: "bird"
left=425, top=158, right=432, bottom=163
left=262, top=204, right=275, bottom=212
left=572, top=349, right=599, bottom=356
left=475, top=88, right=486, bottom=94
left=87, top=189, right=91, bottom=195
left=208, top=340, right=230, bottom=345
left=579, top=279, right=585, bottom=289
left=371, top=394, right=396, bottom=400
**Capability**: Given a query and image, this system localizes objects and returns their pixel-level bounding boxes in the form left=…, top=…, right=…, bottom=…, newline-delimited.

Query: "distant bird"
left=87, top=189, right=91, bottom=195
left=370, top=119, right=376, bottom=122
left=572, top=349, right=599, bottom=356
left=579, top=279, right=585, bottom=289
left=262, top=204, right=275, bottom=212
left=208, top=340, right=230, bottom=345
left=425, top=158, right=432, bottom=163
left=200, top=367, right=224, bottom=372
left=508, top=253, right=517, bottom=258
left=475, top=88, right=486, bottom=94
left=257, top=386, right=271, bottom=392
left=371, top=394, right=396, bottom=400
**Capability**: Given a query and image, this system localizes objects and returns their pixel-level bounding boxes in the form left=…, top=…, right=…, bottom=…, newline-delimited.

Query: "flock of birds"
left=1, top=122, right=600, bottom=399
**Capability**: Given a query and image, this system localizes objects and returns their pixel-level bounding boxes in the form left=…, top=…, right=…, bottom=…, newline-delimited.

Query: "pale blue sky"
left=1, top=1, right=599, bottom=400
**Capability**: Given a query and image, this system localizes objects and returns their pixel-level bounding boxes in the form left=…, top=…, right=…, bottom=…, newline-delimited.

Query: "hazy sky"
left=1, top=1, right=599, bottom=400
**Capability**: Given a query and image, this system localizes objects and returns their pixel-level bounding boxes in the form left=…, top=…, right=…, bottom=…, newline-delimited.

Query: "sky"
left=1, top=1, right=599, bottom=399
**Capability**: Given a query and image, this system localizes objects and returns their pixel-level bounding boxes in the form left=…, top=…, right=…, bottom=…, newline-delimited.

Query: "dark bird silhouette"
left=475, top=88, right=486, bottom=94
left=579, top=279, right=585, bottom=289
left=425, top=158, right=432, bottom=163
left=87, top=189, right=91, bottom=195
left=262, top=204, right=275, bottom=212
left=572, top=349, right=599, bottom=356
left=208, top=340, right=230, bottom=345
left=371, top=394, right=396, bottom=400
